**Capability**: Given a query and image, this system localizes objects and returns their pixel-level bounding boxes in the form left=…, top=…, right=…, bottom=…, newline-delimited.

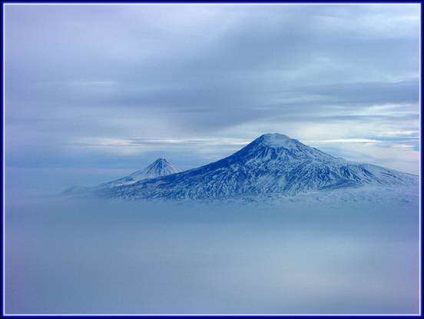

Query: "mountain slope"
left=96, top=133, right=417, bottom=200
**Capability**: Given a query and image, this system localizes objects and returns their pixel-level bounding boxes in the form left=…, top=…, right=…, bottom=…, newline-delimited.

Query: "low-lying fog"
left=5, top=194, right=419, bottom=315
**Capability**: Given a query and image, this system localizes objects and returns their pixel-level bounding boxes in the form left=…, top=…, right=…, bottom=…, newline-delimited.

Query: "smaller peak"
left=154, top=158, right=169, bottom=163
left=147, top=158, right=172, bottom=169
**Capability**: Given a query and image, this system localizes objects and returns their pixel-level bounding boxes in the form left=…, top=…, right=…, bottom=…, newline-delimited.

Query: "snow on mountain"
left=101, top=158, right=181, bottom=187
left=95, top=133, right=418, bottom=201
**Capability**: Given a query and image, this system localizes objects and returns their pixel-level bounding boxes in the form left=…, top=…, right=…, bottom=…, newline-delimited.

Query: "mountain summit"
left=257, top=133, right=297, bottom=148
left=228, top=133, right=340, bottom=164
left=96, top=133, right=416, bottom=200
left=102, top=158, right=181, bottom=187
left=140, top=158, right=180, bottom=179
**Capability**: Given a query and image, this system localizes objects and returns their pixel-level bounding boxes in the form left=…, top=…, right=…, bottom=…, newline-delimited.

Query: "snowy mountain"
left=63, top=158, right=180, bottom=195
left=95, top=133, right=418, bottom=200
left=101, top=158, right=181, bottom=187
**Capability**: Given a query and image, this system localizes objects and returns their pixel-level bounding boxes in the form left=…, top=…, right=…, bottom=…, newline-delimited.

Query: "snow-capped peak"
left=257, top=133, right=298, bottom=149
left=127, top=158, right=181, bottom=181
left=101, top=158, right=181, bottom=187
left=148, top=158, right=172, bottom=171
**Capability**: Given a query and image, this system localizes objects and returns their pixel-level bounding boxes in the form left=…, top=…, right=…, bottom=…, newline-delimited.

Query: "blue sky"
left=5, top=4, right=420, bottom=184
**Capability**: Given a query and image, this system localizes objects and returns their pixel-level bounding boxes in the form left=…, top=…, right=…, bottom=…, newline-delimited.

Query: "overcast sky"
left=5, top=4, right=420, bottom=180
